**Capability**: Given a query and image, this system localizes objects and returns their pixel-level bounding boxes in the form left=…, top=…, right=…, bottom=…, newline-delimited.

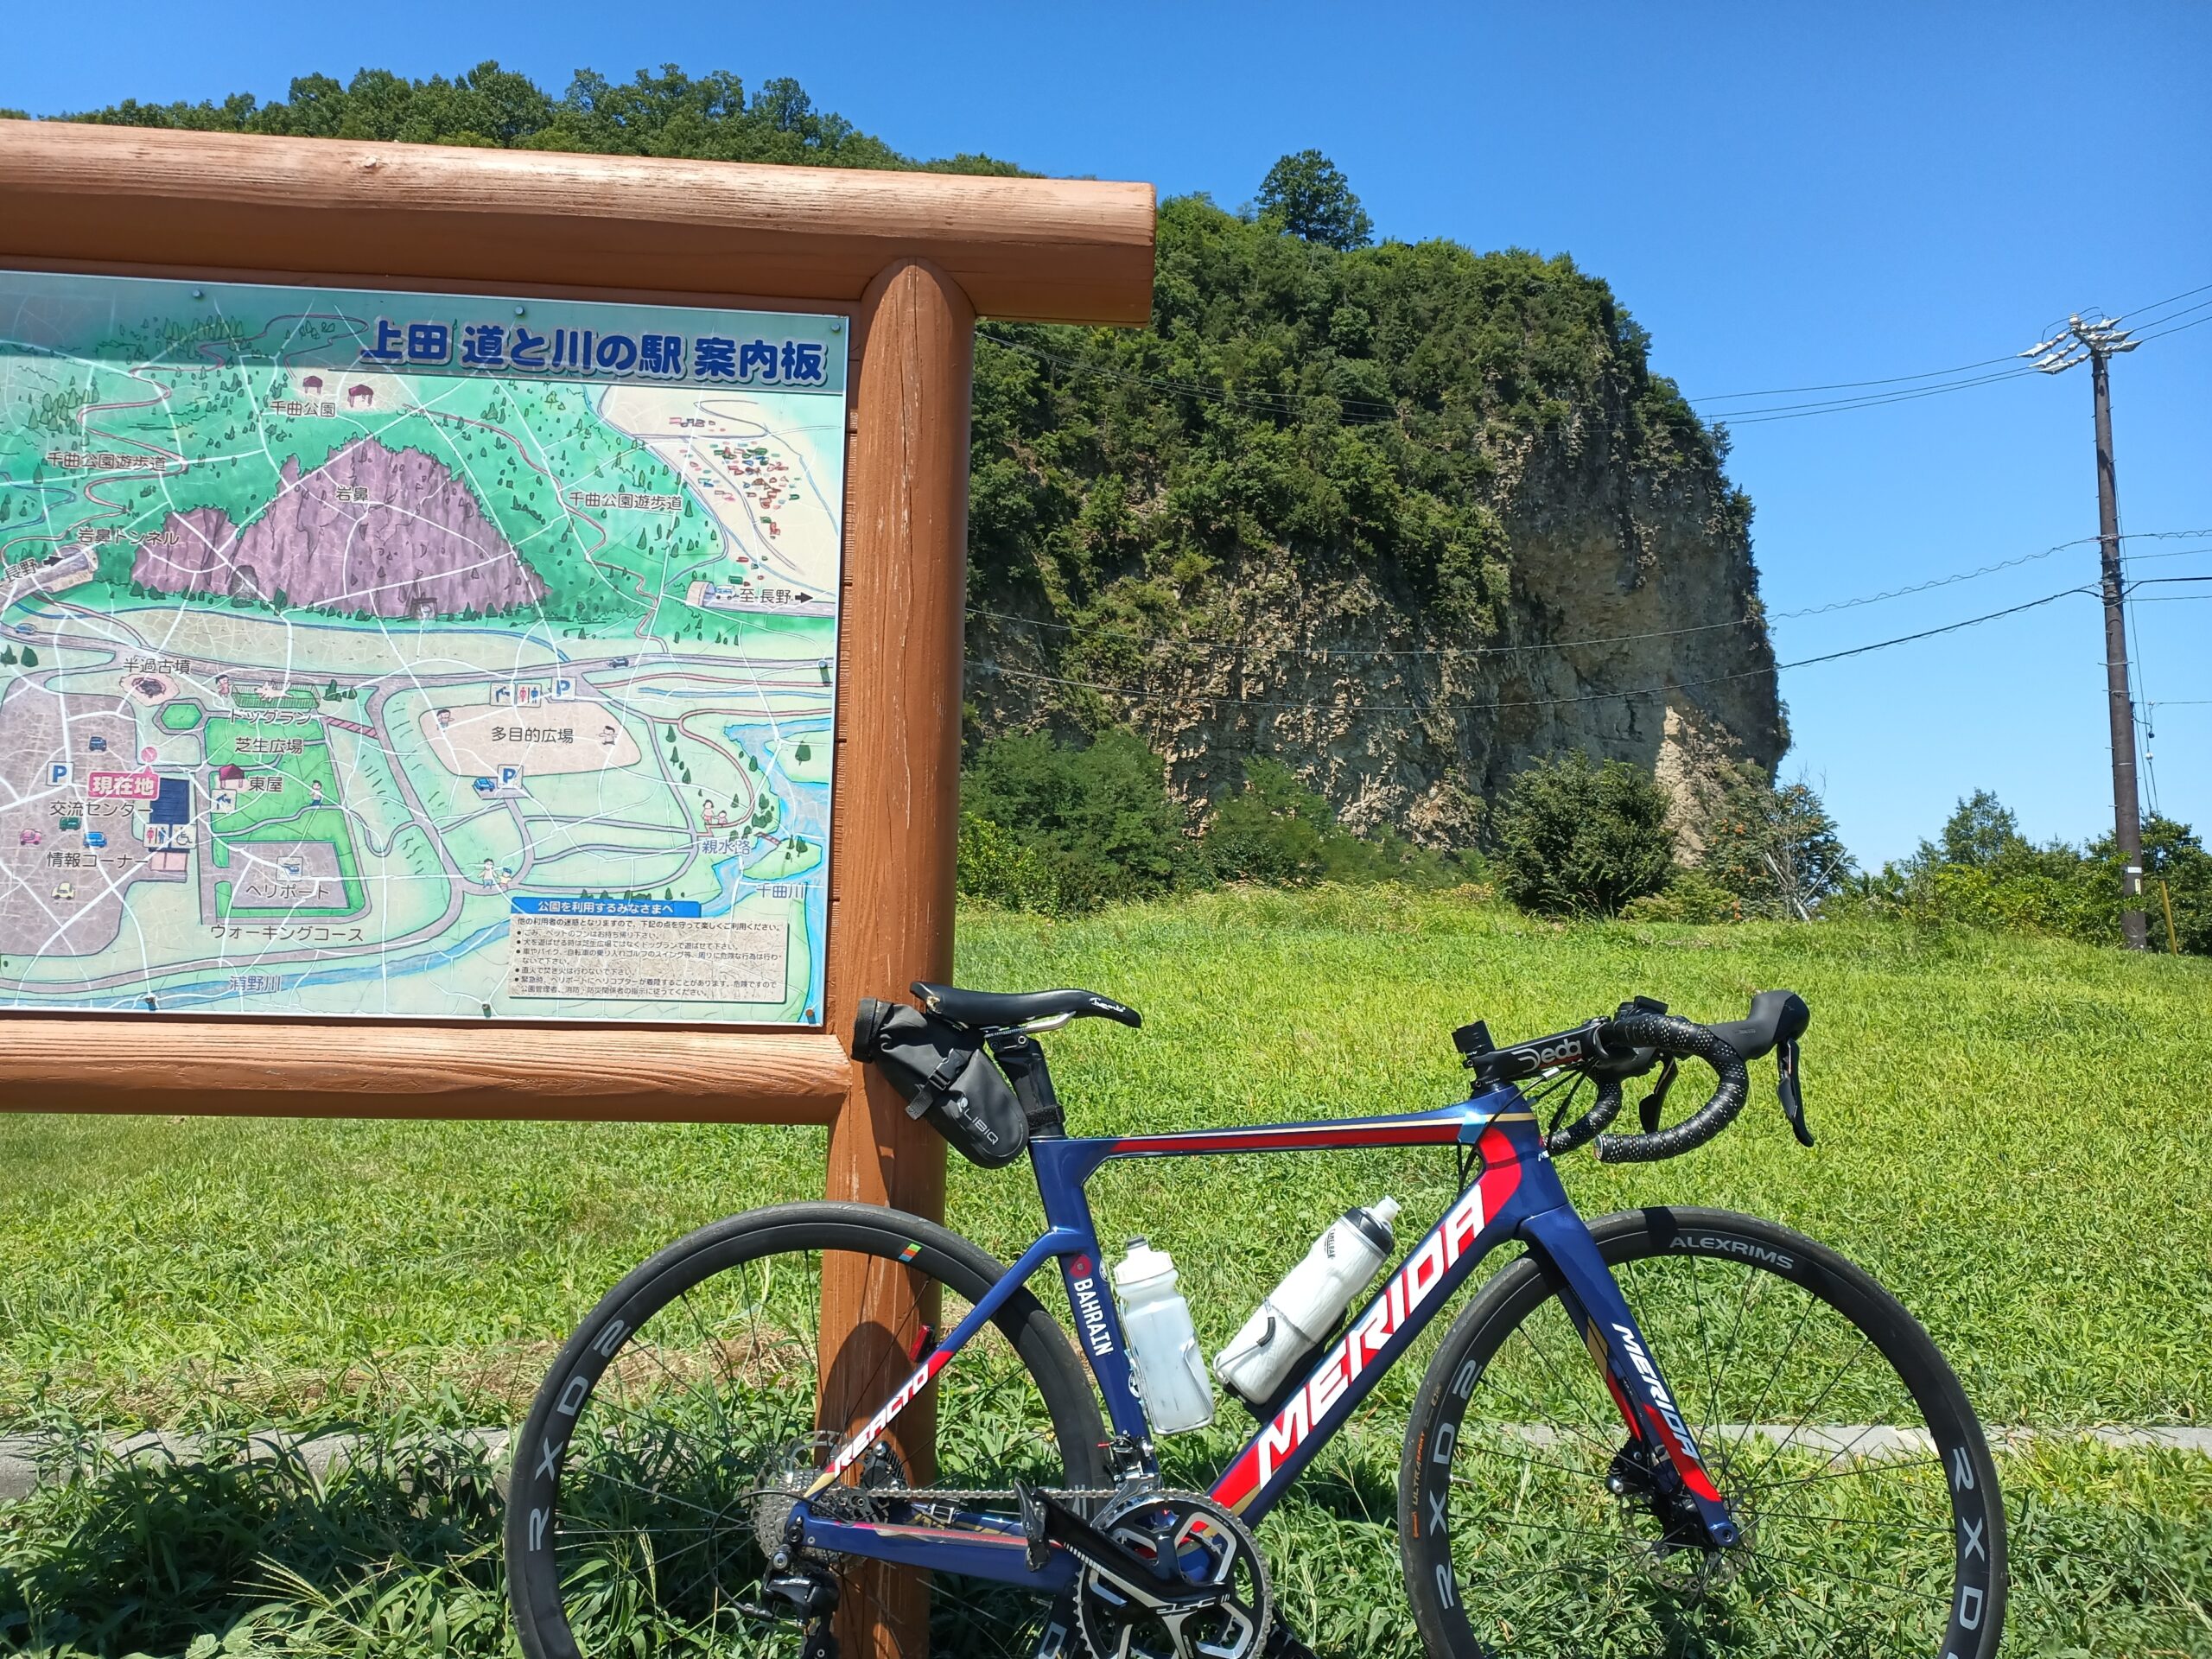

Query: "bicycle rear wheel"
left=506, top=1201, right=1108, bottom=1659
left=1401, top=1207, right=2004, bottom=1658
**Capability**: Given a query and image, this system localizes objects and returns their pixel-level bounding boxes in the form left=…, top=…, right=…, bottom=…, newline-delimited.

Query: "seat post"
left=985, top=1031, right=1065, bottom=1138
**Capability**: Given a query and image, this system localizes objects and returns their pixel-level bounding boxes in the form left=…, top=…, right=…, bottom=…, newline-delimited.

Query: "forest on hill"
left=37, top=63, right=1783, bottom=861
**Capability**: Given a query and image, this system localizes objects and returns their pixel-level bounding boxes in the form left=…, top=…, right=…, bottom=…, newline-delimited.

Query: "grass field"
left=2, top=888, right=2209, bottom=1654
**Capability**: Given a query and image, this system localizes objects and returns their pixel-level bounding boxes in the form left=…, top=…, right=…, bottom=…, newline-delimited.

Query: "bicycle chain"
left=861, top=1486, right=1121, bottom=1505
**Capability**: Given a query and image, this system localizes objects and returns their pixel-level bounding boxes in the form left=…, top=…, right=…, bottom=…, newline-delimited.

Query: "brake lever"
left=1637, top=1055, right=1678, bottom=1135
left=1777, top=1038, right=1814, bottom=1147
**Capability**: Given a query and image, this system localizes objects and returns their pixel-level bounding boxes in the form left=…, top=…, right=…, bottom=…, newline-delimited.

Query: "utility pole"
left=2024, top=315, right=2145, bottom=948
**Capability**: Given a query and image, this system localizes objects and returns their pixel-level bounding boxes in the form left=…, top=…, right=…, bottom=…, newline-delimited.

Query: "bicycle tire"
left=506, top=1200, right=1109, bottom=1659
left=1400, top=1206, right=2005, bottom=1658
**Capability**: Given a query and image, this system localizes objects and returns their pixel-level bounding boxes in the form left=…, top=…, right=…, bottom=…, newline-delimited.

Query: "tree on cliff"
left=1255, top=149, right=1373, bottom=250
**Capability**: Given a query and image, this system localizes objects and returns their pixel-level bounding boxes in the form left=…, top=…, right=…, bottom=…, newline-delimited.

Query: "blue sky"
left=6, top=1, right=2207, bottom=864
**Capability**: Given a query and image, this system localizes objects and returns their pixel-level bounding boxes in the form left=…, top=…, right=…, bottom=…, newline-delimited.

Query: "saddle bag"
left=852, top=997, right=1028, bottom=1168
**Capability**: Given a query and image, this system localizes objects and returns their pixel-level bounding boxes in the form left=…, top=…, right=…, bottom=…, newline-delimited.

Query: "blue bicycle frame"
left=794, top=1080, right=1738, bottom=1589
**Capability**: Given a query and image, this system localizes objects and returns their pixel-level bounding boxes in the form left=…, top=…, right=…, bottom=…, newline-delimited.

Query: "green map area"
left=0, top=270, right=846, bottom=1023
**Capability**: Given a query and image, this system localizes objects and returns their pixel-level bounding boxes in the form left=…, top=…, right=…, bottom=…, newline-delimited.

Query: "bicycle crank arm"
left=1018, top=1484, right=1232, bottom=1614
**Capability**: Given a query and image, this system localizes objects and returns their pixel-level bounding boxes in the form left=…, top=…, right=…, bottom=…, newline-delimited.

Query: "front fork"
left=1520, top=1205, right=1740, bottom=1548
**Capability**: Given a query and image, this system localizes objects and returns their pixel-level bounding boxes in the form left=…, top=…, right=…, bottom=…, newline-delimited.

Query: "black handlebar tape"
left=1544, top=1076, right=1626, bottom=1155
left=1591, top=1013, right=1751, bottom=1164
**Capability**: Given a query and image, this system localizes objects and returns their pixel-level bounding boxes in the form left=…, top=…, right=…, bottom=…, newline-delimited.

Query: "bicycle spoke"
left=526, top=1228, right=1086, bottom=1659
left=1510, top=1314, right=1629, bottom=1451
left=1738, top=1332, right=1875, bottom=1494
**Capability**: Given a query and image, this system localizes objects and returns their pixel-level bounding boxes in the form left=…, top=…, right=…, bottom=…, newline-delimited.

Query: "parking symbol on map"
left=48, top=762, right=69, bottom=786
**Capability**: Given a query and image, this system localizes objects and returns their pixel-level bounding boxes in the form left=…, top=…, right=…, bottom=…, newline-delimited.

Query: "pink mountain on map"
left=134, top=439, right=547, bottom=617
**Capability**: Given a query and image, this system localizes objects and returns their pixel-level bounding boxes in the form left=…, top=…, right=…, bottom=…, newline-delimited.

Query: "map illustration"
left=0, top=270, right=846, bottom=1023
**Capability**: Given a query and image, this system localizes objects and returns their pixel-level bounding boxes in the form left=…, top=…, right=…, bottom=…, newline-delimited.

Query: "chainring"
left=1075, top=1490, right=1273, bottom=1659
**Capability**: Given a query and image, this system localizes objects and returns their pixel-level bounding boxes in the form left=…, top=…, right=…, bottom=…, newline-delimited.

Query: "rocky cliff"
left=964, top=201, right=1783, bottom=845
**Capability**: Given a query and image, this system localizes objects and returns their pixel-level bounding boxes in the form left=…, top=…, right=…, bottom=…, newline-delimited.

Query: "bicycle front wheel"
left=506, top=1200, right=1108, bottom=1659
left=1400, top=1207, right=2004, bottom=1658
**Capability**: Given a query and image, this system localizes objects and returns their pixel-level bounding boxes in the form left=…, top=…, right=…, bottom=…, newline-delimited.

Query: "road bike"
left=506, top=982, right=2006, bottom=1658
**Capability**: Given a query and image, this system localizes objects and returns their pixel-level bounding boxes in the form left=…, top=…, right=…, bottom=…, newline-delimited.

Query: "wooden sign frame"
left=0, top=120, right=1151, bottom=1127
left=0, top=121, right=1154, bottom=1653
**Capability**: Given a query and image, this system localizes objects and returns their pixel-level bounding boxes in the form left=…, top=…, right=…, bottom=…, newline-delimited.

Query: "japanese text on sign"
left=359, top=319, right=830, bottom=385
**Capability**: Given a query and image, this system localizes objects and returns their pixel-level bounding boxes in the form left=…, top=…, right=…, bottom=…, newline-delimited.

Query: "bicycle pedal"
left=798, top=1627, right=837, bottom=1659
left=1263, top=1622, right=1318, bottom=1659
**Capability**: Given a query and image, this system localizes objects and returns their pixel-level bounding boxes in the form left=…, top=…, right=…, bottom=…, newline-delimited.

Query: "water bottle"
left=1112, top=1237, right=1214, bottom=1434
left=1214, top=1197, right=1400, bottom=1410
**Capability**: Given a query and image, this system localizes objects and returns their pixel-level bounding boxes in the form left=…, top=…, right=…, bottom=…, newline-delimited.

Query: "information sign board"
left=0, top=270, right=845, bottom=1024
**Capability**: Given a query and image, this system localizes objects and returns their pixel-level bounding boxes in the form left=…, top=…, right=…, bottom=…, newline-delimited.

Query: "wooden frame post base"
left=818, top=257, right=972, bottom=1656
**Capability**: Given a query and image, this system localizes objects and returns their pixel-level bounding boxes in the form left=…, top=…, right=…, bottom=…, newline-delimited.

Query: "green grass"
left=1, top=887, right=2209, bottom=1654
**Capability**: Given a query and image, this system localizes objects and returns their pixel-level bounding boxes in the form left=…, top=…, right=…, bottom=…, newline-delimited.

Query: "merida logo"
left=1612, top=1322, right=1696, bottom=1455
left=1255, top=1182, right=1489, bottom=1484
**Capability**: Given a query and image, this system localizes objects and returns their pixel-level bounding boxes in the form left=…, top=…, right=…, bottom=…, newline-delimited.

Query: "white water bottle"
left=1214, top=1197, right=1400, bottom=1409
left=1112, top=1237, right=1214, bottom=1435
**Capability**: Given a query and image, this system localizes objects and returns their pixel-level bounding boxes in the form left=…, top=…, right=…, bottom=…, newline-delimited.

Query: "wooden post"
left=817, top=258, right=973, bottom=1656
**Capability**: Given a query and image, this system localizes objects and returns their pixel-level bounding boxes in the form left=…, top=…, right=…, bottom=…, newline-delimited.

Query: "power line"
left=977, top=584, right=2093, bottom=716
left=2088, top=279, right=2212, bottom=329
left=1713, top=367, right=2041, bottom=425
left=1687, top=276, right=2210, bottom=419
left=1688, top=356, right=2021, bottom=404
left=2120, top=493, right=2160, bottom=818
left=2134, top=308, right=2212, bottom=346
left=1777, top=586, right=2089, bottom=668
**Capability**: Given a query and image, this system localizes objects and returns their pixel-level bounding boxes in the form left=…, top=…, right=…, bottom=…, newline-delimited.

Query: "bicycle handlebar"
left=1458, top=990, right=1810, bottom=1163
left=1585, top=1013, right=1749, bottom=1163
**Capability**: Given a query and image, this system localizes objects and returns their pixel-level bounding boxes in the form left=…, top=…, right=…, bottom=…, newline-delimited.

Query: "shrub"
left=1490, top=751, right=1675, bottom=917
left=2099, top=816, right=2212, bottom=955
left=1203, top=758, right=1340, bottom=886
left=958, top=728, right=1194, bottom=912
left=1836, top=789, right=2212, bottom=955
left=1623, top=866, right=1739, bottom=924
left=954, top=812, right=1065, bottom=912
left=1201, top=759, right=1483, bottom=887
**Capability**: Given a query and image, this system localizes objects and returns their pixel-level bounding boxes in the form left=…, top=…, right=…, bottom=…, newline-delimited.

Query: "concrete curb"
left=2, top=1422, right=2205, bottom=1503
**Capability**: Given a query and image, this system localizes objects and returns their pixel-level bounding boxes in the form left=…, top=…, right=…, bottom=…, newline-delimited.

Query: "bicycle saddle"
left=912, top=981, right=1142, bottom=1031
